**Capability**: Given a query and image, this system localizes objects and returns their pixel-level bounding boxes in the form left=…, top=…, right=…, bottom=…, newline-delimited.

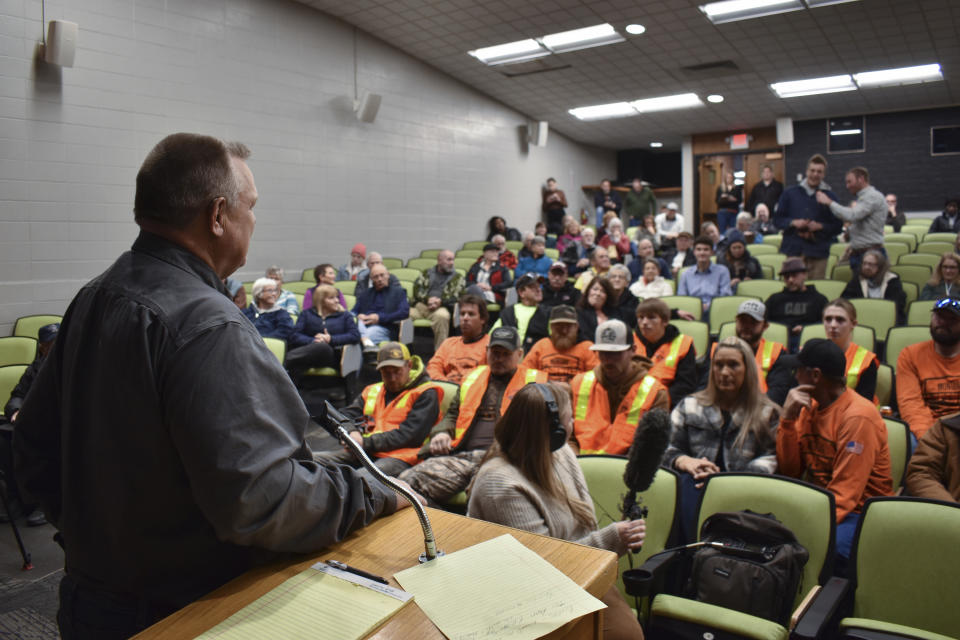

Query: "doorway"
left=696, top=152, right=784, bottom=231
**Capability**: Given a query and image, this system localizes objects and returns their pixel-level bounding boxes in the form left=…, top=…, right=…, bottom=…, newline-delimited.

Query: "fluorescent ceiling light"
left=707, top=94, right=725, bottom=103
left=542, top=23, right=625, bottom=53
left=468, top=39, right=548, bottom=65
left=630, top=93, right=703, bottom=113
left=830, top=129, right=862, bottom=136
left=770, top=74, right=856, bottom=98
left=700, top=0, right=801, bottom=24
left=625, top=24, right=646, bottom=35
left=853, top=63, right=942, bottom=88
left=650, top=142, right=664, bottom=147
left=569, top=102, right=636, bottom=121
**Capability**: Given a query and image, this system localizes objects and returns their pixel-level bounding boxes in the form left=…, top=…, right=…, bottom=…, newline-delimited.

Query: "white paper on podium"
left=394, top=533, right=605, bottom=640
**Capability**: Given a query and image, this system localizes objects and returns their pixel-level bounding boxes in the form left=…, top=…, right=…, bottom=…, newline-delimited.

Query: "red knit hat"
left=351, top=243, right=366, bottom=258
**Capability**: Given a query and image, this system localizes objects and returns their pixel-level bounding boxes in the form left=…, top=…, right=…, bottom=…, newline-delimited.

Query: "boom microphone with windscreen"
left=621, top=408, right=671, bottom=526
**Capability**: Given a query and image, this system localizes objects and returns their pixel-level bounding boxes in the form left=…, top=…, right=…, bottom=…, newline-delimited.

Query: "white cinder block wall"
left=0, top=0, right=614, bottom=333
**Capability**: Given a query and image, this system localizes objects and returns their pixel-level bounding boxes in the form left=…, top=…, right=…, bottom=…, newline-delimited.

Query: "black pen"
left=326, top=559, right=389, bottom=584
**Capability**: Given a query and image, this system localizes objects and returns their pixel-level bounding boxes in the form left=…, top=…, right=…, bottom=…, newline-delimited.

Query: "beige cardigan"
left=467, top=445, right=626, bottom=555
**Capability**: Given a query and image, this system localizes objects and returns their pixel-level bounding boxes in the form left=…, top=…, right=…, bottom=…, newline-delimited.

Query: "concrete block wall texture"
left=0, top=0, right=614, bottom=334
left=785, top=106, right=960, bottom=212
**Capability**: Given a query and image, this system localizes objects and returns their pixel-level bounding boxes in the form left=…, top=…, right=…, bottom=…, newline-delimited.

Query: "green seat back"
left=885, top=232, right=917, bottom=251
left=832, top=263, right=852, bottom=282
left=762, top=234, right=782, bottom=247
left=13, top=315, right=63, bottom=339
left=885, top=326, right=931, bottom=371
left=760, top=264, right=775, bottom=279
left=891, top=264, right=932, bottom=290
left=696, top=474, right=835, bottom=608
left=333, top=280, right=357, bottom=295
left=907, top=300, right=936, bottom=325
left=453, top=257, right=477, bottom=272
left=262, top=338, right=285, bottom=364
left=806, top=279, right=845, bottom=301
left=399, top=281, right=414, bottom=300
left=830, top=242, right=848, bottom=257
left=799, top=324, right=875, bottom=353
left=736, top=280, right=784, bottom=301
left=876, top=364, right=892, bottom=407
left=505, top=241, right=523, bottom=251
left=455, top=249, right=482, bottom=259
left=420, top=249, right=443, bottom=259
left=381, top=257, right=403, bottom=270
left=901, top=226, right=929, bottom=242
left=898, top=253, right=941, bottom=269
left=342, top=294, right=356, bottom=310
left=884, top=242, right=910, bottom=267
left=300, top=267, right=314, bottom=281
left=392, top=268, right=423, bottom=283
left=243, top=281, right=254, bottom=295
left=902, top=281, right=918, bottom=308
left=748, top=243, right=777, bottom=255
left=849, top=299, right=896, bottom=343
left=755, top=254, right=787, bottom=275
left=405, top=258, right=434, bottom=271
left=848, top=498, right=960, bottom=636
left=461, top=241, right=488, bottom=250
left=660, top=295, right=703, bottom=320
left=544, top=248, right=559, bottom=259
left=671, top=320, right=709, bottom=357
left=717, top=322, right=788, bottom=347
left=0, top=365, right=28, bottom=409
left=709, top=296, right=760, bottom=335
left=922, top=232, right=957, bottom=243
left=284, top=281, right=312, bottom=295
left=578, top=455, right=678, bottom=602
left=917, top=241, right=954, bottom=256
left=882, top=418, right=910, bottom=488
left=0, top=337, right=37, bottom=367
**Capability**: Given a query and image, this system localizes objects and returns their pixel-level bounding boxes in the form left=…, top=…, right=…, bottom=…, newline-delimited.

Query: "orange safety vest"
left=634, top=333, right=694, bottom=385
left=571, top=369, right=664, bottom=455
left=844, top=342, right=879, bottom=403
left=361, top=381, right=445, bottom=465
left=451, top=365, right=547, bottom=449
left=710, top=338, right=784, bottom=394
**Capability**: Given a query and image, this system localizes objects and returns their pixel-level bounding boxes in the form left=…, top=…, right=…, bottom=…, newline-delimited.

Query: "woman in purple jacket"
left=285, top=284, right=360, bottom=379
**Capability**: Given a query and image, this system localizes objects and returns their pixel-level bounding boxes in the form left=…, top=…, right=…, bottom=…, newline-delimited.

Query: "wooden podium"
left=133, top=507, right=617, bottom=639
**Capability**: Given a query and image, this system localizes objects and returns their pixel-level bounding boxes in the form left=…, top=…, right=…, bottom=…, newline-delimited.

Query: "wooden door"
left=697, top=155, right=733, bottom=228
left=742, top=153, right=784, bottom=214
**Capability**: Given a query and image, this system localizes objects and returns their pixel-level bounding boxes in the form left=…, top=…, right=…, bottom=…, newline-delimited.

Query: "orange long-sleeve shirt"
left=426, top=334, right=489, bottom=384
left=896, top=341, right=960, bottom=439
left=776, top=388, right=892, bottom=522
left=521, top=338, right=598, bottom=383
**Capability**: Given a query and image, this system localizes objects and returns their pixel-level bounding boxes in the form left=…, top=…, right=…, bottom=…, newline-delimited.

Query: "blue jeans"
left=678, top=473, right=705, bottom=544
left=358, top=322, right=391, bottom=344
left=834, top=512, right=861, bottom=577
left=717, top=209, right=738, bottom=234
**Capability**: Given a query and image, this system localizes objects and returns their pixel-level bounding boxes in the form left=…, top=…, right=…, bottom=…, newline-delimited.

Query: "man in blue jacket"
left=773, top=153, right=843, bottom=279
left=354, top=263, right=410, bottom=347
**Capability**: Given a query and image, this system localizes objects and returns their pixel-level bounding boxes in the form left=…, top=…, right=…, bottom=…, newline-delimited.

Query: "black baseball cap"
left=779, top=338, right=845, bottom=379
left=489, top=326, right=522, bottom=350
left=515, top=273, right=542, bottom=290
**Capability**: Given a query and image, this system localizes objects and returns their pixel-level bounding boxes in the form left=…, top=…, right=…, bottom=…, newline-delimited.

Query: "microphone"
left=620, top=408, right=671, bottom=528
left=314, top=402, right=441, bottom=563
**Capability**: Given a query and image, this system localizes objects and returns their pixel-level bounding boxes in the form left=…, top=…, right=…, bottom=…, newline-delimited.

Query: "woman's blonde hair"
left=478, top=383, right=594, bottom=529
left=313, top=284, right=338, bottom=311
left=695, top=336, right=776, bottom=449
left=930, top=252, right=960, bottom=286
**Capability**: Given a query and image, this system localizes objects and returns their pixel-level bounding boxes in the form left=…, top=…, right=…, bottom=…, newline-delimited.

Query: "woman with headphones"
left=467, top=382, right=645, bottom=640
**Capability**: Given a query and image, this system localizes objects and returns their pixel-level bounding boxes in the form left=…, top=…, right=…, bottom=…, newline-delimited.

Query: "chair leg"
left=0, top=471, right=33, bottom=570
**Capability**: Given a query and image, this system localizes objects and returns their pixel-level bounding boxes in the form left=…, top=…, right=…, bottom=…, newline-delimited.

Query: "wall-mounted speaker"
left=44, top=20, right=78, bottom=67
left=776, top=117, right=794, bottom=146
left=528, top=121, right=548, bottom=147
left=354, top=92, right=381, bottom=123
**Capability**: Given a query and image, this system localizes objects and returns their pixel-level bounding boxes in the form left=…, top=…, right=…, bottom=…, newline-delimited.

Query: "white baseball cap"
left=590, top=319, right=633, bottom=352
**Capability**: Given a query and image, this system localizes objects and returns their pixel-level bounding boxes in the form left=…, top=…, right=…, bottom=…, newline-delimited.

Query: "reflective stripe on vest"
left=575, top=370, right=596, bottom=422
left=627, top=376, right=658, bottom=424
left=363, top=383, right=384, bottom=415
left=846, top=345, right=871, bottom=389
left=759, top=341, right=778, bottom=380
left=524, top=368, right=539, bottom=384
left=663, top=336, right=685, bottom=369
left=455, top=366, right=488, bottom=442
left=574, top=372, right=656, bottom=424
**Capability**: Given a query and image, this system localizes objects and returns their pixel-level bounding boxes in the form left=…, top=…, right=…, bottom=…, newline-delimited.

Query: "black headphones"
left=531, top=383, right=567, bottom=452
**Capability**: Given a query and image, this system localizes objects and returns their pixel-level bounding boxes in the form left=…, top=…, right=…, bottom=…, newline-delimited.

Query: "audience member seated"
left=698, top=300, right=793, bottom=405
left=541, top=260, right=581, bottom=308
left=355, top=252, right=383, bottom=291
left=633, top=214, right=660, bottom=251
left=570, top=319, right=669, bottom=455
left=905, top=412, right=960, bottom=502
left=568, top=227, right=598, bottom=276
left=701, top=221, right=726, bottom=255
left=410, top=250, right=464, bottom=351
left=920, top=252, right=960, bottom=300
left=606, top=264, right=638, bottom=325
left=928, top=196, right=960, bottom=234
left=655, top=202, right=684, bottom=250
left=316, top=343, right=441, bottom=477
left=466, top=243, right=513, bottom=305
left=1, top=323, right=59, bottom=526
left=575, top=248, right=611, bottom=291
left=265, top=265, right=299, bottom=315
left=466, top=383, right=645, bottom=640
left=337, top=243, right=367, bottom=281
left=666, top=336, right=781, bottom=542
left=840, top=249, right=906, bottom=325
left=821, top=298, right=878, bottom=402
left=427, top=294, right=490, bottom=384
left=518, top=231, right=535, bottom=260
left=777, top=339, right=892, bottom=573
left=897, top=298, right=960, bottom=440
left=765, top=258, right=828, bottom=352
left=285, top=284, right=360, bottom=382
left=225, top=278, right=246, bottom=309
left=555, top=216, right=580, bottom=254
left=242, top=277, right=294, bottom=340
left=576, top=276, right=629, bottom=344
left=633, top=298, right=696, bottom=408
left=677, top=235, right=732, bottom=314
left=663, top=230, right=696, bottom=278
left=515, top=235, right=552, bottom=278
left=751, top=203, right=776, bottom=236
left=597, top=218, right=632, bottom=263
left=487, top=215, right=521, bottom=242
left=733, top=212, right=761, bottom=244
left=533, top=221, right=555, bottom=248
left=955, top=232, right=960, bottom=255
left=522, top=305, right=598, bottom=383
left=541, top=177, right=568, bottom=235
left=884, top=193, right=905, bottom=232
left=354, top=264, right=409, bottom=347
left=717, top=230, right=761, bottom=292
left=630, top=258, right=674, bottom=299
left=398, top=327, right=546, bottom=504
left=629, top=237, right=670, bottom=282
left=304, top=263, right=347, bottom=311
left=490, top=233, right=518, bottom=270
left=593, top=179, right=622, bottom=229
left=494, top=273, right=543, bottom=347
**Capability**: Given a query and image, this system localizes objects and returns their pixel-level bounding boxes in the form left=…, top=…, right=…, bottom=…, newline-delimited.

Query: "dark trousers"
left=284, top=342, right=337, bottom=372
left=678, top=473, right=704, bottom=544
left=717, top=209, right=738, bottom=234
left=58, top=573, right=178, bottom=640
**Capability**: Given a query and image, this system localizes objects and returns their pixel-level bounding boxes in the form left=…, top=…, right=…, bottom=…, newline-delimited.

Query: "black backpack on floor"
left=685, top=510, right=809, bottom=626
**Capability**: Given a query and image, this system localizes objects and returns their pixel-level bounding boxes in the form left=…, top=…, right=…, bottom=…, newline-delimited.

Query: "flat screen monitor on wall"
left=931, top=125, right=960, bottom=156
left=827, top=116, right=865, bottom=154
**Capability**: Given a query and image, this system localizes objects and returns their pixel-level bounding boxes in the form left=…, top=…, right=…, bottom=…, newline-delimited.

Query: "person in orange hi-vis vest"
left=632, top=297, right=697, bottom=407
left=398, top=326, right=547, bottom=504
left=699, top=299, right=793, bottom=406
left=315, top=342, right=442, bottom=477
left=821, top=298, right=878, bottom=402
left=426, top=293, right=490, bottom=384
left=522, top=305, right=598, bottom=383
left=571, top=319, right=669, bottom=455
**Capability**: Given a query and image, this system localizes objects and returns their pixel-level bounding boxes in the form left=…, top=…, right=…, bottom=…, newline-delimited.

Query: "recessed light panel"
left=650, top=142, right=664, bottom=147
left=853, top=63, right=943, bottom=88
left=569, top=102, right=636, bottom=121
left=630, top=93, right=703, bottom=113
left=541, top=24, right=625, bottom=54
left=700, top=0, right=801, bottom=24
left=770, top=74, right=856, bottom=98
left=468, top=39, right=548, bottom=65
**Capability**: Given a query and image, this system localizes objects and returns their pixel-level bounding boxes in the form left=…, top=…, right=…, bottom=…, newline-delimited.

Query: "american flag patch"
left=846, top=441, right=864, bottom=455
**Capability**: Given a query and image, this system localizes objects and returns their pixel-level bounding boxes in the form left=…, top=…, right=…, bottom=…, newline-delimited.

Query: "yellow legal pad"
left=194, top=563, right=412, bottom=640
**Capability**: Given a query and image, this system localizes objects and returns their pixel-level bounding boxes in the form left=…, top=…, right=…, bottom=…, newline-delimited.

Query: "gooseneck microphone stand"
left=321, top=402, right=441, bottom=563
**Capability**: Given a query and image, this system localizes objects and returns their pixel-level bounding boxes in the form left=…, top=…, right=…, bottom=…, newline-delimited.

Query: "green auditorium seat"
left=884, top=326, right=930, bottom=371
left=0, top=337, right=37, bottom=367
left=13, top=315, right=63, bottom=339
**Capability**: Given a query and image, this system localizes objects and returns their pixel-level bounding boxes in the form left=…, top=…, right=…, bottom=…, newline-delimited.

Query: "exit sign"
left=730, top=133, right=749, bottom=149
